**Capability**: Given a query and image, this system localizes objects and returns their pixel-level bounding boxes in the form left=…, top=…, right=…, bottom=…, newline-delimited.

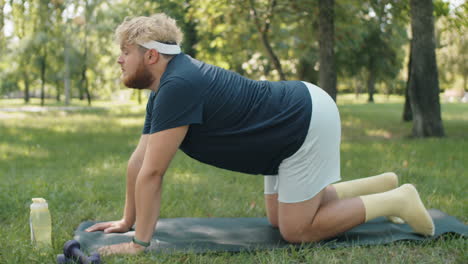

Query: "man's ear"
left=146, top=49, right=160, bottom=65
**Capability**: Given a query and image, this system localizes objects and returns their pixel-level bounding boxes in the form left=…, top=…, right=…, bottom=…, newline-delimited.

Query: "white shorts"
left=264, top=82, right=341, bottom=203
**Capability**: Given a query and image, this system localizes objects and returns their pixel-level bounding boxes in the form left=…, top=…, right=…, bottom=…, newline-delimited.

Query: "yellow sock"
left=333, top=172, right=404, bottom=224
left=360, top=184, right=435, bottom=236
left=333, top=172, right=398, bottom=199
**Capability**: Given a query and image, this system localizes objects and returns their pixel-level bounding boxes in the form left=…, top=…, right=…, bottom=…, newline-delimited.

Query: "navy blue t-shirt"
left=142, top=53, right=312, bottom=175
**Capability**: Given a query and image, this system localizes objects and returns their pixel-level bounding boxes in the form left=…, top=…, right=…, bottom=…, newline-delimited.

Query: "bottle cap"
left=32, top=198, right=47, bottom=203
left=31, top=198, right=48, bottom=209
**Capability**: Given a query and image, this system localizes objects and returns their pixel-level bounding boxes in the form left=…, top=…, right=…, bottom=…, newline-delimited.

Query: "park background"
left=0, top=0, right=467, bottom=263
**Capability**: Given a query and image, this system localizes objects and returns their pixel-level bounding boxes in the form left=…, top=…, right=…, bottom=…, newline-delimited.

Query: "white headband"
left=139, top=40, right=181, bottom=55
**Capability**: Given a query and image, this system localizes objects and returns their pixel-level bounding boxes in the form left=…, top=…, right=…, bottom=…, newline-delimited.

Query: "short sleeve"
left=142, top=92, right=156, bottom=134
left=149, top=77, right=204, bottom=134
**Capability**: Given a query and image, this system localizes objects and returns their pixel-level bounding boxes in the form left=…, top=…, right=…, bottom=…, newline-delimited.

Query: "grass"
left=0, top=96, right=466, bottom=263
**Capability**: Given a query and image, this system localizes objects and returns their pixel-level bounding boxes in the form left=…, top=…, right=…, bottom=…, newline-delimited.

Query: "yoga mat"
left=74, top=209, right=467, bottom=254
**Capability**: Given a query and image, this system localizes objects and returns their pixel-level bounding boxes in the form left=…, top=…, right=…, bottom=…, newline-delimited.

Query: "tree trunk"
left=260, top=33, right=285, bottom=80
left=40, top=52, right=47, bottom=106
left=23, top=71, right=30, bottom=103
left=403, top=83, right=413, bottom=121
left=37, top=0, right=49, bottom=106
left=78, top=81, right=84, bottom=100
left=182, top=4, right=198, bottom=59
left=463, top=74, right=467, bottom=92
left=367, top=69, right=375, bottom=103
left=318, top=0, right=337, bottom=101
left=81, top=41, right=91, bottom=105
left=85, top=82, right=91, bottom=106
left=297, top=57, right=318, bottom=84
left=403, top=41, right=413, bottom=121
left=82, top=0, right=92, bottom=106
left=408, top=0, right=444, bottom=137
left=81, top=68, right=91, bottom=106
left=55, top=80, right=61, bottom=102
left=17, top=1, right=29, bottom=104
left=64, top=43, right=71, bottom=105
left=54, top=2, right=64, bottom=103
left=248, top=0, right=286, bottom=80
left=0, top=0, right=4, bottom=52
left=354, top=77, right=362, bottom=99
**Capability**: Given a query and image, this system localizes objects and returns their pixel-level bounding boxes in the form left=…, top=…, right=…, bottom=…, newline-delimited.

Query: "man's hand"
left=98, top=242, right=145, bottom=256
left=85, top=219, right=132, bottom=233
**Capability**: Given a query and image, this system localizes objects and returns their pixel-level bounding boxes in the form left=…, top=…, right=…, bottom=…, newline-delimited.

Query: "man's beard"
left=123, top=62, right=155, bottom=89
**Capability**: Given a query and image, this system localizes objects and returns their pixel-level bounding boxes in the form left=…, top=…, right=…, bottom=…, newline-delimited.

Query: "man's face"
left=117, top=44, right=155, bottom=89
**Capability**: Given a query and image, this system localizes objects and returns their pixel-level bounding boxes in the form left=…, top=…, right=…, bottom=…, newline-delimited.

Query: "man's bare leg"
left=278, top=189, right=365, bottom=242
left=265, top=194, right=279, bottom=228
left=265, top=184, right=340, bottom=228
left=265, top=172, right=401, bottom=228
left=276, top=184, right=434, bottom=243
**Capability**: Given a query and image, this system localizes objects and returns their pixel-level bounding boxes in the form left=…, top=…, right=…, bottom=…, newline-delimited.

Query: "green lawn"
left=0, top=97, right=466, bottom=263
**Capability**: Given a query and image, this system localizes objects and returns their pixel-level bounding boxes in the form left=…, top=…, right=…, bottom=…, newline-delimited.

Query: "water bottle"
left=30, top=198, right=52, bottom=246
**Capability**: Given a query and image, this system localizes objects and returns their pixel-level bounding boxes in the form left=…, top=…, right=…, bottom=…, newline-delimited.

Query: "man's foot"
left=396, top=184, right=434, bottom=236
left=382, top=172, right=405, bottom=224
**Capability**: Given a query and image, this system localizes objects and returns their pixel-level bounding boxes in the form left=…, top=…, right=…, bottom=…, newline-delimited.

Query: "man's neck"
left=148, top=57, right=171, bottom=92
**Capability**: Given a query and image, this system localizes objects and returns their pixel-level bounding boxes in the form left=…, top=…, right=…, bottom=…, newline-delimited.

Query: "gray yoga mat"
left=74, top=209, right=467, bottom=254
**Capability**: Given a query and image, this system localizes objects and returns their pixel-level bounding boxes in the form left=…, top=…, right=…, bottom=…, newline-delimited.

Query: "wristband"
left=132, top=236, right=151, bottom=247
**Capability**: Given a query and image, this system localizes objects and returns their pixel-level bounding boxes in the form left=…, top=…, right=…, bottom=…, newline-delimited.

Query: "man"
left=86, top=14, right=434, bottom=255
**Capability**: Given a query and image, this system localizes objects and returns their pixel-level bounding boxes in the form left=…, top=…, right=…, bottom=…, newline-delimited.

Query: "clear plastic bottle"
left=30, top=198, right=52, bottom=246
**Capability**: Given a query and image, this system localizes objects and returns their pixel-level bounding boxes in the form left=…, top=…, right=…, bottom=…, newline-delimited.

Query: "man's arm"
left=97, top=125, right=189, bottom=255
left=86, top=135, right=149, bottom=233
left=133, top=125, right=189, bottom=243
left=122, top=134, right=149, bottom=227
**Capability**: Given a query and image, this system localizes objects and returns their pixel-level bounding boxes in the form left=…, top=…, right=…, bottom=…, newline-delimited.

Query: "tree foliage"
left=0, top=0, right=465, bottom=108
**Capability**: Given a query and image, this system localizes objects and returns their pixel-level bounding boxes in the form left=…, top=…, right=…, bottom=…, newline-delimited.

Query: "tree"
left=75, top=0, right=97, bottom=106
left=157, top=0, right=199, bottom=58
left=408, top=0, right=444, bottom=137
left=403, top=0, right=449, bottom=121
left=10, top=0, right=35, bottom=103
left=402, top=41, right=412, bottom=121
left=363, top=1, right=406, bottom=103
left=0, top=0, right=5, bottom=52
left=248, top=0, right=286, bottom=80
left=33, top=0, right=52, bottom=106
left=50, top=0, right=66, bottom=102
left=318, top=0, right=337, bottom=101
left=335, top=0, right=407, bottom=102
left=436, top=1, right=468, bottom=92
left=1, top=0, right=462, bottom=108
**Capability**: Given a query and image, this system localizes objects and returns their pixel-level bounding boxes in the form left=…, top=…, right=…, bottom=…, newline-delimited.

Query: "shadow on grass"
left=0, top=102, right=467, bottom=263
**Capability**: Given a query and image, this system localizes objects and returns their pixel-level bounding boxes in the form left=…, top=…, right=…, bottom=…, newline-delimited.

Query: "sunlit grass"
left=0, top=97, right=466, bottom=263
left=337, top=93, right=405, bottom=104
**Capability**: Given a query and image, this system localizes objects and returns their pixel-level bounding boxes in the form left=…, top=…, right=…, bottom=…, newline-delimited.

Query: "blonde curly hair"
left=115, top=14, right=183, bottom=47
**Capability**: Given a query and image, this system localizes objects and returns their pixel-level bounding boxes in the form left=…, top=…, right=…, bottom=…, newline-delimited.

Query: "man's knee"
left=265, top=194, right=279, bottom=228
left=279, top=221, right=321, bottom=243
left=267, top=215, right=279, bottom=228
left=128, top=155, right=143, bottom=171
left=279, top=223, right=304, bottom=243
